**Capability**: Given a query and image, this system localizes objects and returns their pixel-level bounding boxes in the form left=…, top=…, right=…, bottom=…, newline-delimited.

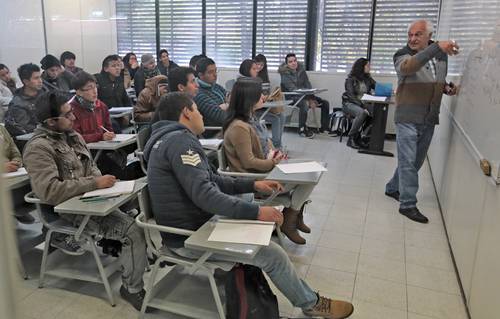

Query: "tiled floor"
left=14, top=129, right=469, bottom=319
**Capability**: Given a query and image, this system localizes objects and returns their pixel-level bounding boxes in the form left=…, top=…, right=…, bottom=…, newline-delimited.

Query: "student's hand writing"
left=254, top=180, right=284, bottom=194
left=4, top=161, right=20, bottom=173
left=103, top=132, right=116, bottom=141
left=95, top=175, right=116, bottom=189
left=257, top=206, right=284, bottom=226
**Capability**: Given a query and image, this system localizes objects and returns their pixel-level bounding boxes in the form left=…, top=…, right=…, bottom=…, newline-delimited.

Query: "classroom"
left=0, top=1, right=499, bottom=318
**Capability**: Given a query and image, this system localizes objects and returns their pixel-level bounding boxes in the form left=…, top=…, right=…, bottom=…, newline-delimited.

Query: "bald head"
left=407, top=20, right=434, bottom=52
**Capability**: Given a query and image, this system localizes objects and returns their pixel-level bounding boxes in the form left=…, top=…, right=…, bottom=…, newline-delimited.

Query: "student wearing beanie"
left=40, top=54, right=75, bottom=93
left=133, top=53, right=161, bottom=96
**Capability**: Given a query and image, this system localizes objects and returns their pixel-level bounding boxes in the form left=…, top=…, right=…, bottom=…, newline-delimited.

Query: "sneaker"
left=15, top=213, right=35, bottom=224
left=303, top=294, right=354, bottom=319
left=120, top=285, right=146, bottom=311
left=51, top=235, right=86, bottom=255
left=385, top=190, right=400, bottom=201
left=399, top=207, right=429, bottom=223
left=299, top=127, right=315, bottom=139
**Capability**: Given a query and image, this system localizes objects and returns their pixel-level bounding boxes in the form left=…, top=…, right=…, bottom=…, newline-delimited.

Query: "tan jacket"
left=133, top=75, right=168, bottom=122
left=223, top=119, right=274, bottom=173
left=0, top=125, right=22, bottom=164
left=23, top=126, right=100, bottom=206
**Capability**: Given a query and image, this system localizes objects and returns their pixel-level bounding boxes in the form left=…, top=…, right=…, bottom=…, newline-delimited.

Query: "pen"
left=100, top=126, right=110, bottom=133
left=80, top=194, right=121, bottom=202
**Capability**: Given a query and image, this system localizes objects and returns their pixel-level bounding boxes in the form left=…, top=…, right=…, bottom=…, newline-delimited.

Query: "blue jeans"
left=386, top=123, right=435, bottom=209
left=172, top=241, right=318, bottom=309
left=256, top=110, right=286, bottom=149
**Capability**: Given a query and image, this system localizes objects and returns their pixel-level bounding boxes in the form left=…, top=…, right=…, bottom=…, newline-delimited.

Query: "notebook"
left=3, top=167, right=28, bottom=178
left=81, top=180, right=135, bottom=199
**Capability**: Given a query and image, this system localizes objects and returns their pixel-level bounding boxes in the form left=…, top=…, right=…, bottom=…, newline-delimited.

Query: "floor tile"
left=360, top=237, right=405, bottom=262
left=406, top=246, right=454, bottom=271
left=406, top=263, right=461, bottom=295
left=317, top=230, right=362, bottom=253
left=407, top=286, right=468, bottom=319
left=305, top=265, right=355, bottom=300
left=311, top=246, right=359, bottom=273
left=353, top=275, right=407, bottom=311
left=351, top=300, right=407, bottom=319
left=357, top=254, right=406, bottom=283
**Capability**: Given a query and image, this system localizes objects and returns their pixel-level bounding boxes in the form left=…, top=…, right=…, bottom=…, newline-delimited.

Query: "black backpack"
left=225, top=264, right=280, bottom=319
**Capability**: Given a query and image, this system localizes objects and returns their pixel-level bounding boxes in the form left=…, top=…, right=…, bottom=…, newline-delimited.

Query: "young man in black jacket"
left=144, top=92, right=354, bottom=319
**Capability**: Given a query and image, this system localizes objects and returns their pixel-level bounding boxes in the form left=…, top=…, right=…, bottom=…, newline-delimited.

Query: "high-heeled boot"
left=281, top=207, right=306, bottom=245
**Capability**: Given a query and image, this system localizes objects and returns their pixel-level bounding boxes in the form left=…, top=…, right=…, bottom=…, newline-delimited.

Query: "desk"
left=184, top=219, right=262, bottom=260
left=358, top=97, right=394, bottom=157
left=109, top=107, right=133, bottom=119
left=15, top=133, right=34, bottom=141
left=258, top=100, right=293, bottom=121
left=266, top=161, right=326, bottom=185
left=87, top=134, right=137, bottom=162
left=283, top=89, right=328, bottom=127
left=5, top=174, right=30, bottom=191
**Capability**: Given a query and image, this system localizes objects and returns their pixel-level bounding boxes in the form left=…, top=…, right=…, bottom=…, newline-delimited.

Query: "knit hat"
left=40, top=54, right=61, bottom=70
left=141, top=54, right=155, bottom=65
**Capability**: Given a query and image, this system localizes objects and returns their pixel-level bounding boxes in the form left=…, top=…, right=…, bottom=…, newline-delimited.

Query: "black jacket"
left=42, top=70, right=75, bottom=93
left=158, top=61, right=179, bottom=79
left=4, top=88, right=44, bottom=136
left=342, top=74, right=376, bottom=107
left=95, top=71, right=131, bottom=109
left=144, top=121, right=259, bottom=247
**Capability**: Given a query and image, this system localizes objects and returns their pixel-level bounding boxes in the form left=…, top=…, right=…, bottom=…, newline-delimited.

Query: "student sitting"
left=223, top=78, right=314, bottom=245
left=60, top=51, right=83, bottom=75
left=240, top=58, right=286, bottom=149
left=168, top=67, right=199, bottom=97
left=23, top=91, right=147, bottom=310
left=254, top=54, right=271, bottom=94
left=342, top=58, right=376, bottom=149
left=134, top=75, right=168, bottom=122
left=123, top=52, right=139, bottom=81
left=134, top=54, right=161, bottom=96
left=95, top=54, right=132, bottom=110
left=4, top=63, right=44, bottom=137
left=1, top=124, right=35, bottom=224
left=279, top=53, right=331, bottom=138
left=157, top=49, right=179, bottom=79
left=40, top=54, right=75, bottom=93
left=188, top=54, right=207, bottom=70
left=193, top=58, right=228, bottom=128
left=144, top=92, right=354, bottom=319
left=0, top=63, right=19, bottom=107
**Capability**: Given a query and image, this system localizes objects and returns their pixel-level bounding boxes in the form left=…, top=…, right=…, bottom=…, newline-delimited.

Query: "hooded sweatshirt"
left=134, top=75, right=168, bottom=122
left=144, top=120, right=258, bottom=247
left=278, top=62, right=312, bottom=92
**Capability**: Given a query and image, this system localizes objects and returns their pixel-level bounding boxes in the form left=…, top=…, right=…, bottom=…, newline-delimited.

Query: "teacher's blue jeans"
left=386, top=123, right=435, bottom=209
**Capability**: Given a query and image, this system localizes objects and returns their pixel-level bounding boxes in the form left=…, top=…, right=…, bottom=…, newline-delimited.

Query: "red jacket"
left=71, top=98, right=113, bottom=143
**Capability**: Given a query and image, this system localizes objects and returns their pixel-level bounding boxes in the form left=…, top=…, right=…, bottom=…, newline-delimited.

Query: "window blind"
left=205, top=0, right=254, bottom=68
left=115, top=0, right=157, bottom=57
left=158, top=0, right=203, bottom=66
left=319, top=0, right=373, bottom=72
left=370, top=0, right=440, bottom=74
left=438, top=0, right=500, bottom=75
left=255, top=0, right=308, bottom=69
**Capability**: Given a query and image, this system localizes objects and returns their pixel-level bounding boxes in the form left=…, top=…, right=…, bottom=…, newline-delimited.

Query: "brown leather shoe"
left=296, top=202, right=311, bottom=233
left=281, top=208, right=306, bottom=245
left=303, top=295, right=354, bottom=319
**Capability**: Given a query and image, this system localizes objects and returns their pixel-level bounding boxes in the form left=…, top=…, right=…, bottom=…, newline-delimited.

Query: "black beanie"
left=40, top=54, right=61, bottom=70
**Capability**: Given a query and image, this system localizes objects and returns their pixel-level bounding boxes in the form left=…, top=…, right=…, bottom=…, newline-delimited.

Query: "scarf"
left=143, top=67, right=161, bottom=80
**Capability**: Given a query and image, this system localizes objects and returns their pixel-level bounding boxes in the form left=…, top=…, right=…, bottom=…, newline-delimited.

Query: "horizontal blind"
left=159, top=0, right=203, bottom=66
left=116, top=0, right=157, bottom=57
left=438, top=0, right=500, bottom=75
left=319, top=0, right=373, bottom=72
left=206, top=0, right=253, bottom=68
left=370, top=0, right=440, bottom=74
left=256, top=0, right=308, bottom=69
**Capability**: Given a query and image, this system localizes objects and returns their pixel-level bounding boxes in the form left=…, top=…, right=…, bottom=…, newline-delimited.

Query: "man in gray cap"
left=133, top=53, right=161, bottom=96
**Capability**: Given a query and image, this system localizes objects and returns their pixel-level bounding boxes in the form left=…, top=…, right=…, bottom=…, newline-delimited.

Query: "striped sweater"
left=193, top=79, right=227, bottom=127
left=394, top=41, right=448, bottom=125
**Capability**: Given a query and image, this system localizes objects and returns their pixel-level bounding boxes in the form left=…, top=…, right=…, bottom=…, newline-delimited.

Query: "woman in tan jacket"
left=223, top=78, right=314, bottom=245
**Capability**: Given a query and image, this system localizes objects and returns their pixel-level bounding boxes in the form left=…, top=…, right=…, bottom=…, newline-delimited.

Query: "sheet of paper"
left=199, top=139, right=223, bottom=150
left=3, top=167, right=28, bottom=178
left=208, top=220, right=274, bottom=246
left=81, top=180, right=135, bottom=198
left=276, top=161, right=327, bottom=174
left=109, top=107, right=133, bottom=113
left=361, top=94, right=388, bottom=102
left=111, top=134, right=136, bottom=142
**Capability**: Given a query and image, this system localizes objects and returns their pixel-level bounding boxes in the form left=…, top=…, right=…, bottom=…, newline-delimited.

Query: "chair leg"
left=39, top=230, right=54, bottom=288
left=207, top=271, right=226, bottom=319
left=140, top=258, right=162, bottom=317
left=89, top=240, right=115, bottom=306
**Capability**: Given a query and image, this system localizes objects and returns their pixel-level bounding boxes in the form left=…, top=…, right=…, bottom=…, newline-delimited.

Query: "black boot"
left=347, top=136, right=360, bottom=149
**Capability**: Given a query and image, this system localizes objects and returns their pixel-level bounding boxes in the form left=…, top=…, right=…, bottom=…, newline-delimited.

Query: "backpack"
left=225, top=264, right=280, bottom=319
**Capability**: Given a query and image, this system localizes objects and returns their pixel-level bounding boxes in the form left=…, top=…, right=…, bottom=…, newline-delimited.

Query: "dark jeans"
left=343, top=102, right=371, bottom=137
left=296, top=96, right=330, bottom=130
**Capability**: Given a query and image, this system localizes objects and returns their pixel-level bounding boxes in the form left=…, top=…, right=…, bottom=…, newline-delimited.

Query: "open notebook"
left=110, top=134, right=136, bottom=142
left=3, top=167, right=28, bottom=178
left=81, top=180, right=135, bottom=199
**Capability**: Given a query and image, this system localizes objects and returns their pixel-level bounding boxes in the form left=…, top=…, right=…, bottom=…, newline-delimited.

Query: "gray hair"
left=407, top=20, right=434, bottom=35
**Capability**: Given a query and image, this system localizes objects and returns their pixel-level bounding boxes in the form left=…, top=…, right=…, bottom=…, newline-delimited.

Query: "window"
left=159, top=0, right=203, bottom=66
left=318, top=0, right=373, bottom=72
left=438, top=0, right=500, bottom=75
left=116, top=0, right=157, bottom=57
left=205, top=0, right=254, bottom=68
left=256, top=0, right=308, bottom=68
left=370, top=0, right=440, bottom=74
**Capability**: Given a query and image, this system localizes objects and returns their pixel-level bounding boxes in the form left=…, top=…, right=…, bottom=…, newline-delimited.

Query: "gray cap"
left=141, top=54, right=155, bottom=65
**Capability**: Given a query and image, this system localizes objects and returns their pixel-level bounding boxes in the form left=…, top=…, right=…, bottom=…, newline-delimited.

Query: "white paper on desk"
left=276, top=161, right=327, bottom=174
left=81, top=180, right=135, bottom=198
left=199, top=138, right=223, bottom=150
left=2, top=167, right=27, bottom=178
left=111, top=134, right=136, bottom=142
left=208, top=219, right=275, bottom=246
left=361, top=94, right=387, bottom=102
left=294, top=88, right=316, bottom=93
left=109, top=107, right=133, bottom=113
